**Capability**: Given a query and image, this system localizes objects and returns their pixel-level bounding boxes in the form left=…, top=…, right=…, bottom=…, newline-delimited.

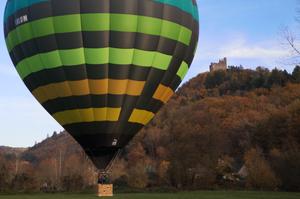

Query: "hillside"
left=19, top=132, right=81, bottom=164
left=0, top=146, right=27, bottom=156
left=1, top=66, right=300, bottom=192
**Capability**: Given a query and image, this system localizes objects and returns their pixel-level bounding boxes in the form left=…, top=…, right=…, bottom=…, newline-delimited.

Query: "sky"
left=0, top=0, right=298, bottom=147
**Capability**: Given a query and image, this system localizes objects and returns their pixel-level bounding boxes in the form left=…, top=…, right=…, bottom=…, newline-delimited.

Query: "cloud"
left=218, top=37, right=288, bottom=60
left=196, top=33, right=289, bottom=60
left=191, top=33, right=291, bottom=73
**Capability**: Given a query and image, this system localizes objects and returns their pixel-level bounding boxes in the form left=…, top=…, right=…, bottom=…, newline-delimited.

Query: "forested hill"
left=1, top=66, right=300, bottom=192
left=177, top=65, right=299, bottom=100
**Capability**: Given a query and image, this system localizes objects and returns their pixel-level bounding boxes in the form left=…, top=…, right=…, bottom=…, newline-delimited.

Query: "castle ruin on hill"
left=210, top=57, right=227, bottom=72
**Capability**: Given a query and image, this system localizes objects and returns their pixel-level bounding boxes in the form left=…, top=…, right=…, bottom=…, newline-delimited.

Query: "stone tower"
left=210, top=57, right=227, bottom=72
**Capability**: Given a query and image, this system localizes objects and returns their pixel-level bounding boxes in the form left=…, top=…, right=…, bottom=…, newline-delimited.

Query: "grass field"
left=0, top=191, right=300, bottom=199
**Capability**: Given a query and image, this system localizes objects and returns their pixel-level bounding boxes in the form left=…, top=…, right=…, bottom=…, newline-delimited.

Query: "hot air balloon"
left=4, top=0, right=199, bottom=178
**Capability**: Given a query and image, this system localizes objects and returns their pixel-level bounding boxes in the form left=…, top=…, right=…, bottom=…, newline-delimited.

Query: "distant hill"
left=0, top=146, right=27, bottom=156
left=20, top=131, right=82, bottom=164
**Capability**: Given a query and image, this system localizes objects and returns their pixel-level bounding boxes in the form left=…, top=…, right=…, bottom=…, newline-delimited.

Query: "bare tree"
left=283, top=28, right=300, bottom=56
left=281, top=2, right=300, bottom=64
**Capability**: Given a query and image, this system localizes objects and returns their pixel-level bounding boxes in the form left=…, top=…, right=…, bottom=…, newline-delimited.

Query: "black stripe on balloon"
left=42, top=94, right=164, bottom=115
left=23, top=64, right=181, bottom=92
left=23, top=64, right=149, bottom=91
left=186, top=19, right=200, bottom=65
left=84, top=147, right=120, bottom=170
left=10, top=31, right=189, bottom=66
left=84, top=147, right=120, bottom=157
left=65, top=121, right=144, bottom=147
left=4, top=0, right=198, bottom=37
left=170, top=78, right=182, bottom=93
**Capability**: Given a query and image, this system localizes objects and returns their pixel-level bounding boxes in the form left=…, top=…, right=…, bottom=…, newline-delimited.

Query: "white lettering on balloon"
left=15, top=15, right=28, bottom=26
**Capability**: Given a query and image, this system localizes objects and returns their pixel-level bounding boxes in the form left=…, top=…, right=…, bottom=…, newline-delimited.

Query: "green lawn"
left=0, top=191, right=300, bottom=199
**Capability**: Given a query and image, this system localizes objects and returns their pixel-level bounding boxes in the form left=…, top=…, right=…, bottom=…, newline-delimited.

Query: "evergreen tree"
left=292, top=65, right=300, bottom=83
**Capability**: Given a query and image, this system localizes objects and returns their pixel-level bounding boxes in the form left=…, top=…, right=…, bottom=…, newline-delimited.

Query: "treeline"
left=177, top=66, right=300, bottom=101
left=0, top=141, right=95, bottom=192
left=0, top=66, right=300, bottom=192
left=205, top=66, right=300, bottom=92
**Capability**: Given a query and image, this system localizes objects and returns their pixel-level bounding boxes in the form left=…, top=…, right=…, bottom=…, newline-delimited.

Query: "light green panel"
left=84, top=48, right=109, bottom=64
left=80, top=14, right=110, bottom=31
left=177, top=61, right=189, bottom=80
left=59, top=48, right=85, bottom=65
left=109, top=48, right=134, bottom=65
left=132, top=49, right=155, bottom=66
left=53, top=15, right=82, bottom=33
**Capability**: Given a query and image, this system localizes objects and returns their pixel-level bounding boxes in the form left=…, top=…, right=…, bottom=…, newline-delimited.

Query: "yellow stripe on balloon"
left=153, top=84, right=174, bottom=103
left=52, top=107, right=121, bottom=125
left=129, top=109, right=155, bottom=125
left=53, top=107, right=155, bottom=126
left=32, top=79, right=145, bottom=103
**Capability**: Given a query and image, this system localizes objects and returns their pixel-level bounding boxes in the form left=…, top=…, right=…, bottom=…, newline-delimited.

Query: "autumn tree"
left=61, top=174, right=84, bottom=192
left=266, top=68, right=291, bottom=87
left=125, top=142, right=150, bottom=188
left=244, top=148, right=280, bottom=190
left=36, top=158, right=58, bottom=188
left=11, top=173, right=37, bottom=192
left=60, top=154, right=86, bottom=191
left=270, top=143, right=300, bottom=191
left=0, top=160, right=10, bottom=192
left=127, top=162, right=149, bottom=189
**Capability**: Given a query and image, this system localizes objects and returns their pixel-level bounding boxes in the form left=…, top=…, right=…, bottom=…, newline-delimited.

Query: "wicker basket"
left=97, top=184, right=113, bottom=197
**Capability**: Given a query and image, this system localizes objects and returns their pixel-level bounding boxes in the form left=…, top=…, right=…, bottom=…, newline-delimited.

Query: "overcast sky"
left=0, top=0, right=297, bottom=147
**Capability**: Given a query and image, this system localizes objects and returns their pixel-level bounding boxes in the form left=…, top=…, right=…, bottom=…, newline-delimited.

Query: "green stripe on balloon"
left=6, top=13, right=192, bottom=52
left=16, top=47, right=189, bottom=80
left=10, top=31, right=191, bottom=65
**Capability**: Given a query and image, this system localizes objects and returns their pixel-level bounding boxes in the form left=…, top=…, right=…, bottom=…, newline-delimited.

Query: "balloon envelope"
left=4, top=0, right=199, bottom=169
